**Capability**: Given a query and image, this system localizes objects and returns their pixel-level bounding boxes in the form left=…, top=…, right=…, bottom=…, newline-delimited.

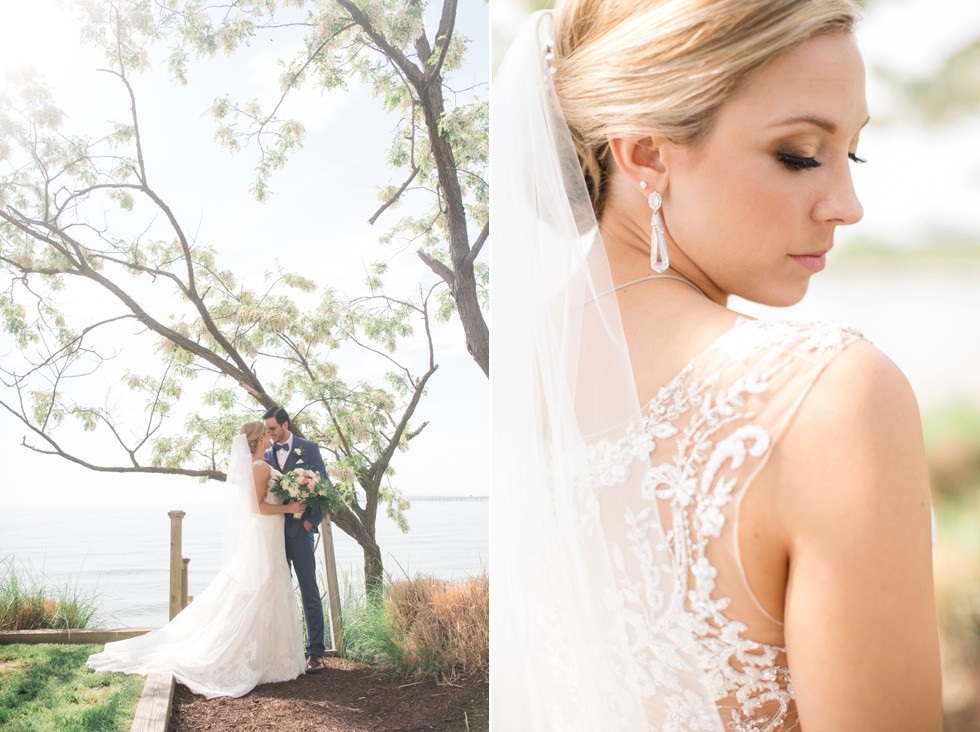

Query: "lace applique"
left=715, top=318, right=861, bottom=361
left=588, top=320, right=860, bottom=732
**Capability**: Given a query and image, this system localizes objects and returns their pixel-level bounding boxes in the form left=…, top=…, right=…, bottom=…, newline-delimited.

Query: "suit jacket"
left=264, top=434, right=330, bottom=536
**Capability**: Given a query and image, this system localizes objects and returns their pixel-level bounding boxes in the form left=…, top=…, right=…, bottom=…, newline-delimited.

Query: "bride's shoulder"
left=256, top=461, right=282, bottom=478
left=779, top=336, right=925, bottom=507
left=797, top=336, right=914, bottom=421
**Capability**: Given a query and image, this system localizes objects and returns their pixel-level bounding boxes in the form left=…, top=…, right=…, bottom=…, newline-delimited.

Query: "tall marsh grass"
left=342, top=571, right=489, bottom=682
left=923, top=403, right=980, bottom=727
left=0, top=557, right=100, bottom=631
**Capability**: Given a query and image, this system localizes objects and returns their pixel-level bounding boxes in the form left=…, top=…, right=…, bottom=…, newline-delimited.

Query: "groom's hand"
left=303, top=519, right=313, bottom=532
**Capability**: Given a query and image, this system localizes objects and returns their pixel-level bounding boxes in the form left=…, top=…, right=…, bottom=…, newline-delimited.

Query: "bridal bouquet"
left=271, top=469, right=344, bottom=520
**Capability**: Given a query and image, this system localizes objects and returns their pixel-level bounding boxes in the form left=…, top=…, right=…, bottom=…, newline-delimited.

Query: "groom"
left=263, top=406, right=328, bottom=674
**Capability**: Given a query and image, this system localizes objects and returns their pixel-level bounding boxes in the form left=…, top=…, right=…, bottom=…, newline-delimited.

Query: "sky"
left=0, top=0, right=490, bottom=508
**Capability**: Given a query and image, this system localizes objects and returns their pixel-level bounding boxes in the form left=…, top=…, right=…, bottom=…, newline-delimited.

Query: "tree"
left=0, top=5, right=444, bottom=593
left=883, top=38, right=980, bottom=124
left=101, top=0, right=490, bottom=376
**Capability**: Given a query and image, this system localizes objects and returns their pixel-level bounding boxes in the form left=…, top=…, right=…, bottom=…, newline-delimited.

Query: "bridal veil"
left=490, top=10, right=720, bottom=730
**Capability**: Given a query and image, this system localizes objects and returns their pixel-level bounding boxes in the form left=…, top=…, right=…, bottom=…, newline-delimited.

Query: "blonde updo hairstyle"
left=552, top=0, right=860, bottom=217
left=240, top=421, right=265, bottom=454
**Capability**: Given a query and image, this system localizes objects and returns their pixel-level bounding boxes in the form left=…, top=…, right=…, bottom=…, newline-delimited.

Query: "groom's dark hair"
left=263, top=406, right=290, bottom=428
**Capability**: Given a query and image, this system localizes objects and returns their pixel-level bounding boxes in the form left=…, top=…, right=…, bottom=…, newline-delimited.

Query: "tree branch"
left=0, top=399, right=224, bottom=480
left=426, top=0, right=457, bottom=85
left=463, top=222, right=488, bottom=268
left=332, top=0, right=423, bottom=86
left=416, top=249, right=455, bottom=289
left=367, top=166, right=418, bottom=225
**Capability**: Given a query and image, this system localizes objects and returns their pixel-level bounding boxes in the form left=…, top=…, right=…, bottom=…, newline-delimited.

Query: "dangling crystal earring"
left=647, top=190, right=669, bottom=273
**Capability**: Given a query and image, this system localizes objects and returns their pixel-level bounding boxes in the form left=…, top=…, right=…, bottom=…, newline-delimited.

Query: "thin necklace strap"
left=613, top=274, right=706, bottom=298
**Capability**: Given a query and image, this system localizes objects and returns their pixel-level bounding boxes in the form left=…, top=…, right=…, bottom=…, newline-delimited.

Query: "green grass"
left=342, top=587, right=408, bottom=667
left=922, top=401, right=980, bottom=670
left=837, top=233, right=980, bottom=266
left=0, top=557, right=100, bottom=631
left=0, top=644, right=143, bottom=732
left=923, top=402, right=980, bottom=454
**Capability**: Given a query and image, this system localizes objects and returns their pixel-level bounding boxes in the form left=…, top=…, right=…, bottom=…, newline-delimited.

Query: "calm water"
left=734, top=266, right=980, bottom=408
left=0, top=498, right=487, bottom=628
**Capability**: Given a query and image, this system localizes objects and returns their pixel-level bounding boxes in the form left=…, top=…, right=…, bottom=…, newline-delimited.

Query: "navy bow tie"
left=274, top=443, right=289, bottom=452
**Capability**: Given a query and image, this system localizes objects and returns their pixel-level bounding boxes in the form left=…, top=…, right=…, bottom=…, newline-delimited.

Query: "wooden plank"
left=168, top=511, right=185, bottom=621
left=0, top=628, right=157, bottom=645
left=320, top=516, right=345, bottom=655
left=130, top=673, right=174, bottom=732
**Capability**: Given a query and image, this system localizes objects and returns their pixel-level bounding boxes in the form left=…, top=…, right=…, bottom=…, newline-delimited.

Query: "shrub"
left=0, top=557, right=99, bottom=631
left=343, top=571, right=489, bottom=682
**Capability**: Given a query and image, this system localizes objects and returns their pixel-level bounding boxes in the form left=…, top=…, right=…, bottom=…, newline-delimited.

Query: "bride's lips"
left=789, top=252, right=828, bottom=273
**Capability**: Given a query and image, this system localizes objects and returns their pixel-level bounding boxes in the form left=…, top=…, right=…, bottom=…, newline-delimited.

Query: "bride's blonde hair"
left=552, top=0, right=860, bottom=216
left=240, top=421, right=265, bottom=454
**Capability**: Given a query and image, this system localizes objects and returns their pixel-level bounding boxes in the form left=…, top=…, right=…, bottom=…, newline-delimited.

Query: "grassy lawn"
left=0, top=644, right=142, bottom=732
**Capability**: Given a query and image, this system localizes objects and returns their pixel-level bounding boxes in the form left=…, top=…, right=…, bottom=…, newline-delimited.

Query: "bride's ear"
left=607, top=136, right=671, bottom=192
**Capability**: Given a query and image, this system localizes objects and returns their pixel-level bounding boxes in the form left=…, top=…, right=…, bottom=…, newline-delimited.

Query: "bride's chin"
left=740, top=281, right=811, bottom=309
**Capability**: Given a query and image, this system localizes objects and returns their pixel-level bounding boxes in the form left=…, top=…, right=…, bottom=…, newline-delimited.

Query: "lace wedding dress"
left=583, top=317, right=863, bottom=731
left=88, top=455, right=306, bottom=698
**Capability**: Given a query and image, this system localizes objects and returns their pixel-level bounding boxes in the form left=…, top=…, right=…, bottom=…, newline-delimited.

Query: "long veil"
left=490, top=10, right=721, bottom=730
left=219, top=433, right=273, bottom=591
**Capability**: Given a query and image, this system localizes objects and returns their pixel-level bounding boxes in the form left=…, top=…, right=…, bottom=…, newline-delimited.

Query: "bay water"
left=0, top=497, right=487, bottom=628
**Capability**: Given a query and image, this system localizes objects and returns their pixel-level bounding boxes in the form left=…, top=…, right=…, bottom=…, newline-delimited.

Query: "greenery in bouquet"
left=271, top=468, right=346, bottom=517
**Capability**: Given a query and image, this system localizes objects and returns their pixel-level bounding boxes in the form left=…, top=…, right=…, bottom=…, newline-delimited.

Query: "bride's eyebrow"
left=767, top=114, right=871, bottom=134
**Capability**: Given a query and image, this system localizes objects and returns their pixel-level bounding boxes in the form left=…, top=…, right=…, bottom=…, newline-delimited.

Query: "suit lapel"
left=282, top=436, right=302, bottom=473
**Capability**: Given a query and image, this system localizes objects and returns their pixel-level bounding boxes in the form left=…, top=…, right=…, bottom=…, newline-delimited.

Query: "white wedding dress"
left=580, top=318, right=863, bottom=731
left=88, top=450, right=306, bottom=698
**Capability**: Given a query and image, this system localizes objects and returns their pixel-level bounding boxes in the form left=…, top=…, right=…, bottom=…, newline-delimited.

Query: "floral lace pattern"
left=587, top=320, right=861, bottom=731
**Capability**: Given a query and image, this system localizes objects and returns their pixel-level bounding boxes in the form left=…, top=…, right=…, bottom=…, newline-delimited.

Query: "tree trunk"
left=419, top=76, right=489, bottom=377
left=362, top=539, right=384, bottom=598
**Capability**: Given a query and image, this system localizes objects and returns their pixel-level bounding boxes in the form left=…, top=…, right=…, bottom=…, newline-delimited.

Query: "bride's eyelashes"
left=776, top=150, right=868, bottom=172
left=777, top=151, right=820, bottom=171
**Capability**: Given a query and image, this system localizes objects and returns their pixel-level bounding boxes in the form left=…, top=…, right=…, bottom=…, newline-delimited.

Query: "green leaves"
left=885, top=37, right=980, bottom=124
left=113, top=0, right=489, bottom=374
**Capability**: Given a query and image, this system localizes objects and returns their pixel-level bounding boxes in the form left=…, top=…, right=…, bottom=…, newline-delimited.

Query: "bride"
left=87, top=421, right=308, bottom=698
left=491, top=1, right=942, bottom=730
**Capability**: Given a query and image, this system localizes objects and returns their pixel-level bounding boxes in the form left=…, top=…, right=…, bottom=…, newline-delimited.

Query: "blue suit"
left=265, top=434, right=328, bottom=657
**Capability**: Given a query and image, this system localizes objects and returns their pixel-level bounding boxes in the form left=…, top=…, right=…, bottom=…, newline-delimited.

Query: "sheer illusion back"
left=585, top=318, right=863, bottom=731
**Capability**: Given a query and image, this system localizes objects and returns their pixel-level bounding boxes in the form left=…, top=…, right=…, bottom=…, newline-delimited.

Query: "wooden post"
left=167, top=511, right=185, bottom=621
left=181, top=558, right=190, bottom=610
left=320, top=515, right=344, bottom=655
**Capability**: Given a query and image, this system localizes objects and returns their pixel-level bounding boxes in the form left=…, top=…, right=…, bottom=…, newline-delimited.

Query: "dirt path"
left=169, top=658, right=488, bottom=732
